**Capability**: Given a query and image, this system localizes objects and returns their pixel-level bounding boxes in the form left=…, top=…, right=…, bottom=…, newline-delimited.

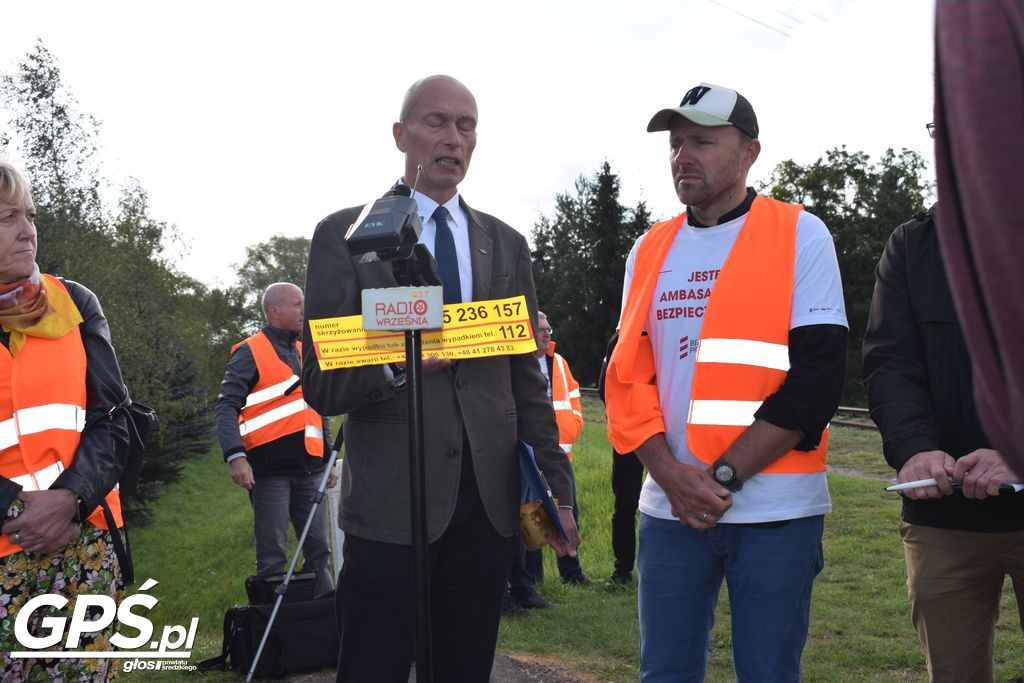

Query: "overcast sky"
left=4, top=0, right=935, bottom=287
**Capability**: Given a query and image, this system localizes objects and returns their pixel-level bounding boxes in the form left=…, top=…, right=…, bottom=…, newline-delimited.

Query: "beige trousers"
left=901, top=522, right=1024, bottom=683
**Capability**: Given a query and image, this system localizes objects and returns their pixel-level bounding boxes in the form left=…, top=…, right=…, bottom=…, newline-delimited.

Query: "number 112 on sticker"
left=498, top=323, right=528, bottom=339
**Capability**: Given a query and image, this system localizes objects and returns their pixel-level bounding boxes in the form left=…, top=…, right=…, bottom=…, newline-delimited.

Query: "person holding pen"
left=864, top=200, right=1024, bottom=683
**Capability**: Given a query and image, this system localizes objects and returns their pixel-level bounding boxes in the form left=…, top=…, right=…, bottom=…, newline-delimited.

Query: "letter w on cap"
left=680, top=86, right=711, bottom=106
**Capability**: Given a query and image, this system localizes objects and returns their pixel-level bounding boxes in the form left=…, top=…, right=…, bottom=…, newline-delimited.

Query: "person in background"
left=528, top=311, right=588, bottom=585
left=215, top=282, right=336, bottom=598
left=0, top=160, right=130, bottom=681
left=599, top=330, right=644, bottom=587
left=864, top=194, right=1024, bottom=683
left=505, top=311, right=587, bottom=612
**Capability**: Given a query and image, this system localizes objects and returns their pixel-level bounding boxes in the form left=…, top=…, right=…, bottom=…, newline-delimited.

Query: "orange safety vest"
left=546, top=342, right=583, bottom=457
left=606, top=196, right=828, bottom=474
left=232, top=331, right=324, bottom=457
left=0, top=275, right=122, bottom=558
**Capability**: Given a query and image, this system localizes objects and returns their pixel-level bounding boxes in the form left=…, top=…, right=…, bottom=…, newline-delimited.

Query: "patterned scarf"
left=0, top=265, right=83, bottom=355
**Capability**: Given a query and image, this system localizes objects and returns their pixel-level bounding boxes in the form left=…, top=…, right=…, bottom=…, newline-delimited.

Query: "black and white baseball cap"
left=647, top=82, right=759, bottom=139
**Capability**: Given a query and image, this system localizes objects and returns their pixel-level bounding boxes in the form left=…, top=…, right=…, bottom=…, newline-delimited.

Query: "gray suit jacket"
left=301, top=194, right=574, bottom=545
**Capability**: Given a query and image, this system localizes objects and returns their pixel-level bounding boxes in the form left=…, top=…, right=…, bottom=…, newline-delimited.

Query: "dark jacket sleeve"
left=597, top=330, right=619, bottom=405
left=863, top=223, right=943, bottom=470
left=214, top=343, right=257, bottom=461
left=755, top=324, right=847, bottom=450
left=51, top=281, right=130, bottom=520
left=0, top=477, right=21, bottom=526
left=506, top=235, right=575, bottom=507
left=301, top=208, right=402, bottom=416
left=321, top=414, right=333, bottom=454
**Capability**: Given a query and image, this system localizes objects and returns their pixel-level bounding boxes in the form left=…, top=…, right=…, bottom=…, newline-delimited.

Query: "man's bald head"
left=393, top=74, right=478, bottom=204
left=262, top=282, right=304, bottom=333
left=399, top=75, right=475, bottom=124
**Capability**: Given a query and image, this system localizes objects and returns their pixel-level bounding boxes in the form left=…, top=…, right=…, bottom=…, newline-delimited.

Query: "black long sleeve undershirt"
left=754, top=324, right=848, bottom=450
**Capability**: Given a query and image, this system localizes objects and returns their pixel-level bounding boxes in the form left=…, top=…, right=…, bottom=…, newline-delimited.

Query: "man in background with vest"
left=605, top=82, right=847, bottom=681
left=864, top=197, right=1024, bottom=682
left=506, top=311, right=588, bottom=612
left=530, top=311, right=588, bottom=585
left=216, top=282, right=336, bottom=597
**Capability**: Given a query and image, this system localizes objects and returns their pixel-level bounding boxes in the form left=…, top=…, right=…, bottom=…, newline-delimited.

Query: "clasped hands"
left=5, top=489, right=81, bottom=555
left=897, top=448, right=1018, bottom=500
left=657, top=460, right=733, bottom=531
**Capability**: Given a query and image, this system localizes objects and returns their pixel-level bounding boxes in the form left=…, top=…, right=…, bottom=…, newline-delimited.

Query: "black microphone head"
left=385, top=183, right=413, bottom=198
left=346, top=194, right=422, bottom=257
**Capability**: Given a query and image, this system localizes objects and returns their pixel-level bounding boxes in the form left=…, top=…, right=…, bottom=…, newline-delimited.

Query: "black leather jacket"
left=864, top=208, right=1024, bottom=531
left=0, top=279, right=130, bottom=530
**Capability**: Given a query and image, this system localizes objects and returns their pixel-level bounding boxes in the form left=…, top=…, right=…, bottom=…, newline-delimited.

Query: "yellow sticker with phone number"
left=309, top=295, right=536, bottom=370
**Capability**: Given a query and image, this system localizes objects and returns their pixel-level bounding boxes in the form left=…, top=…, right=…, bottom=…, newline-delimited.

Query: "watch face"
left=714, top=464, right=734, bottom=482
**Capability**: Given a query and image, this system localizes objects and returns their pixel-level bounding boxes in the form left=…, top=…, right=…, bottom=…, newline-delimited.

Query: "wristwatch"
left=710, top=459, right=743, bottom=492
left=387, top=363, right=407, bottom=390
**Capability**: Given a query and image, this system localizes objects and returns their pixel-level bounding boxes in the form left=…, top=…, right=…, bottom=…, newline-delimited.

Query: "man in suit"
left=301, top=74, right=580, bottom=683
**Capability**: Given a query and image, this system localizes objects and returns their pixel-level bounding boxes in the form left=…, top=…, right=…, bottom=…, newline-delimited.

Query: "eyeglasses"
left=537, top=327, right=553, bottom=335
left=926, top=122, right=935, bottom=139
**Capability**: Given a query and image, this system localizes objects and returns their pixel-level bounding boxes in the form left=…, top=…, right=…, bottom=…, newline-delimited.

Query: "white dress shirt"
left=412, top=190, right=473, bottom=303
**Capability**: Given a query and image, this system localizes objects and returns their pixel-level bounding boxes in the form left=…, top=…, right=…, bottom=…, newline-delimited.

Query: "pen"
left=885, top=477, right=1024, bottom=493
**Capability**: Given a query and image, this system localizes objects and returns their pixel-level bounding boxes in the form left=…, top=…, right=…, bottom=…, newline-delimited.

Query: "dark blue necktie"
left=432, top=206, right=462, bottom=305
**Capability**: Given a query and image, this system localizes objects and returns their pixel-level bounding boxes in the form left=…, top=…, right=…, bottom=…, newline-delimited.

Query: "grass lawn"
left=121, top=412, right=1024, bottom=682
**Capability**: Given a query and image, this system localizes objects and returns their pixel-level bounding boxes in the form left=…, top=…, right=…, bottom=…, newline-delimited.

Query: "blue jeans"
left=637, top=513, right=824, bottom=683
left=250, top=472, right=334, bottom=597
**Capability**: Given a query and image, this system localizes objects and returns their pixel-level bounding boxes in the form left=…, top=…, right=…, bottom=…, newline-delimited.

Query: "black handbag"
left=198, top=592, right=338, bottom=678
left=245, top=571, right=319, bottom=605
left=90, top=395, right=159, bottom=586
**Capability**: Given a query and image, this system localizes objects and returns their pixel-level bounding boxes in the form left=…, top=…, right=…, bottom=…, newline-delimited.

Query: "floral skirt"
left=0, top=523, right=122, bottom=682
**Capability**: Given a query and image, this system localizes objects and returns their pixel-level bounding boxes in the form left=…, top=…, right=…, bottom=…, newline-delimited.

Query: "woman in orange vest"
left=0, top=162, right=130, bottom=681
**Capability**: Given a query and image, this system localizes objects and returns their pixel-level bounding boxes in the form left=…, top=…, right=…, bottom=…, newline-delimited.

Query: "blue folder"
left=517, top=440, right=569, bottom=542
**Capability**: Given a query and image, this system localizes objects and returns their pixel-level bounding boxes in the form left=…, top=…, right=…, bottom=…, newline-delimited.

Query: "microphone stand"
left=343, top=172, right=439, bottom=681
left=405, top=329, right=432, bottom=683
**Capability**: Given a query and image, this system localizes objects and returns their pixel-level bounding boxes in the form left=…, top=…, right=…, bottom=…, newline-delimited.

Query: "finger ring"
left=12, top=531, right=22, bottom=543
left=701, top=511, right=709, bottom=521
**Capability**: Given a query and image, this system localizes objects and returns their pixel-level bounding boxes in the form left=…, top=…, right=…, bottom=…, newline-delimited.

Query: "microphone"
left=345, top=183, right=424, bottom=259
left=382, top=164, right=422, bottom=199
left=344, top=163, right=441, bottom=286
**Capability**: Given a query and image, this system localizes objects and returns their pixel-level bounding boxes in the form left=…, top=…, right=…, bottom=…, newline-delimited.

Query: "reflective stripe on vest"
left=549, top=349, right=583, bottom=458
left=686, top=197, right=828, bottom=474
left=243, top=376, right=301, bottom=409
left=695, top=339, right=790, bottom=372
left=0, top=403, right=86, bottom=452
left=0, top=275, right=122, bottom=559
left=235, top=331, right=324, bottom=457
left=688, top=400, right=763, bottom=427
left=10, top=460, right=64, bottom=492
left=238, top=397, right=307, bottom=436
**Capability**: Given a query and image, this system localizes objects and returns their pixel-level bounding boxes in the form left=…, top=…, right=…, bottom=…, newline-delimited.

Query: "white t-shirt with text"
left=620, top=208, right=847, bottom=523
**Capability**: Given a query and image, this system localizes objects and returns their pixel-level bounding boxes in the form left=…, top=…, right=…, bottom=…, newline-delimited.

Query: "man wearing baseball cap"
left=605, top=82, right=848, bottom=680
